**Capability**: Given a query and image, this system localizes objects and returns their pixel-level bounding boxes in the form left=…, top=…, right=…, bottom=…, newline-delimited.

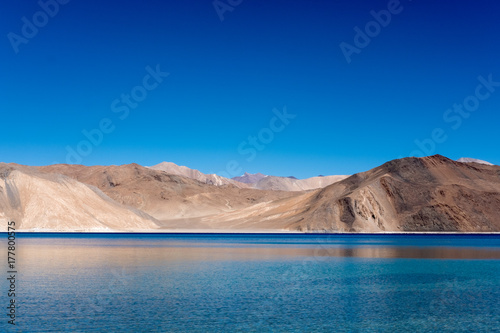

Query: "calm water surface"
left=1, top=233, right=499, bottom=332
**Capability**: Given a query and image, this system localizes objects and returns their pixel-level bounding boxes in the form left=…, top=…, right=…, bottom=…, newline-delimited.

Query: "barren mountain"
left=208, top=155, right=500, bottom=232
left=0, top=163, right=159, bottom=232
left=149, top=162, right=248, bottom=187
left=2, top=155, right=499, bottom=232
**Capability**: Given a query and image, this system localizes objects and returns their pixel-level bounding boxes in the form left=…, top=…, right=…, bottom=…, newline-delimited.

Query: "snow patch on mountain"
left=457, top=157, right=494, bottom=166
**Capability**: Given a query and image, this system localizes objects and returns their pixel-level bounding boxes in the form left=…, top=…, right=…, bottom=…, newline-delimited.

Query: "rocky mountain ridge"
left=1, top=155, right=499, bottom=232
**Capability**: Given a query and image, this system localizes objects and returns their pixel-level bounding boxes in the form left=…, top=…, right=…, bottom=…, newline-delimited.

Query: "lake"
left=1, top=233, right=499, bottom=332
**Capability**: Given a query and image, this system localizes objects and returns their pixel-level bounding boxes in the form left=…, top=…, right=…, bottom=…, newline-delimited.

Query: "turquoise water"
left=1, top=234, right=499, bottom=332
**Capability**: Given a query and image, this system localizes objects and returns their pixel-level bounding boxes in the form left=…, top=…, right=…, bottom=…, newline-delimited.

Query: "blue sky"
left=1, top=0, right=499, bottom=178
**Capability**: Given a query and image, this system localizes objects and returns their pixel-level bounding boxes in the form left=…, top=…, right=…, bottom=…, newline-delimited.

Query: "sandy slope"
left=0, top=164, right=159, bottom=232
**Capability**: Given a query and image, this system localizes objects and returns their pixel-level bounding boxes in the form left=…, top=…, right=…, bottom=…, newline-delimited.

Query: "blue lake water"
left=1, top=233, right=499, bottom=332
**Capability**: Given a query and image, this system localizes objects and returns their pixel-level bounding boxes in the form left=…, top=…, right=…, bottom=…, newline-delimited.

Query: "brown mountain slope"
left=0, top=163, right=159, bottom=231
left=38, top=164, right=299, bottom=225
left=203, top=155, right=500, bottom=232
left=294, top=155, right=500, bottom=232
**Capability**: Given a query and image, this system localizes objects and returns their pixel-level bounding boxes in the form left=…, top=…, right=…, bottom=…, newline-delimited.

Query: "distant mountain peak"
left=148, top=161, right=247, bottom=187
left=232, top=172, right=267, bottom=184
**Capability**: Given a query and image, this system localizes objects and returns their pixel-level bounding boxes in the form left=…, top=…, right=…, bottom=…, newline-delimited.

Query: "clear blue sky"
left=1, top=0, right=499, bottom=178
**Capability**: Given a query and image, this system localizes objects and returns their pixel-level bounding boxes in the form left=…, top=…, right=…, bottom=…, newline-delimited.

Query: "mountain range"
left=150, top=162, right=349, bottom=191
left=0, top=156, right=498, bottom=232
left=232, top=172, right=267, bottom=184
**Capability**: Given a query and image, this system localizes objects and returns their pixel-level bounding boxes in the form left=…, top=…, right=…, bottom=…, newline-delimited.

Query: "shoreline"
left=2, top=230, right=500, bottom=235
